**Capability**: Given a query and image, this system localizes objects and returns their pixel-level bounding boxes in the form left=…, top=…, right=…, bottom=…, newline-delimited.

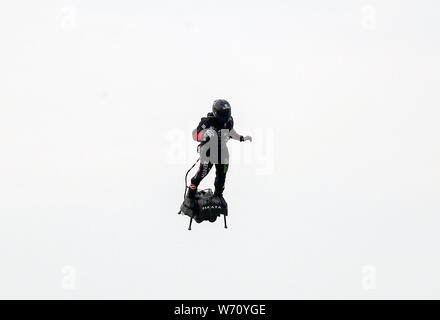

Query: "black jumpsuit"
left=187, top=113, right=241, bottom=199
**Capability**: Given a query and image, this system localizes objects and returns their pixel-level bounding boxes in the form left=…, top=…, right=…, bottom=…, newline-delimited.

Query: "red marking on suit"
left=193, top=132, right=204, bottom=142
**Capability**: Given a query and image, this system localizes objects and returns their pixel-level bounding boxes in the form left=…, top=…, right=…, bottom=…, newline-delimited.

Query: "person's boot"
left=214, top=190, right=227, bottom=207
left=187, top=184, right=197, bottom=199
left=180, top=197, right=196, bottom=216
left=183, top=196, right=196, bottom=208
left=181, top=185, right=197, bottom=217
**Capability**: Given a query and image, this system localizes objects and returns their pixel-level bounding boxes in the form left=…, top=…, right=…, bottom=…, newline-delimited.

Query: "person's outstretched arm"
left=229, top=129, right=252, bottom=142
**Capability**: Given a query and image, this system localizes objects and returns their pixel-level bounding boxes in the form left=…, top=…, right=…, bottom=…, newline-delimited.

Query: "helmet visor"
left=215, top=107, right=231, bottom=122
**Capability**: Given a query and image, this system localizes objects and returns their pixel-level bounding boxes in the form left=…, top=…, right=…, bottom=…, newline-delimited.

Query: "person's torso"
left=199, top=113, right=233, bottom=164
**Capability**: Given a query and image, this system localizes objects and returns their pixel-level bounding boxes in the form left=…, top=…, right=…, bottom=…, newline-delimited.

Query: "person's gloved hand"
left=243, top=136, right=252, bottom=142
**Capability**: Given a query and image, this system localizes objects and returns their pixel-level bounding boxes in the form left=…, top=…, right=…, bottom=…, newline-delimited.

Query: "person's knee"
left=216, top=164, right=229, bottom=174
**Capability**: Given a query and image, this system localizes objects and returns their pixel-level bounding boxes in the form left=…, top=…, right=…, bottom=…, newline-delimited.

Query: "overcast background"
left=0, top=0, right=439, bottom=299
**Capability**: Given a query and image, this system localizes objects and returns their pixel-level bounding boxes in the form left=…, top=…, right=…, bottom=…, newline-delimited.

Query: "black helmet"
left=212, top=99, right=231, bottom=123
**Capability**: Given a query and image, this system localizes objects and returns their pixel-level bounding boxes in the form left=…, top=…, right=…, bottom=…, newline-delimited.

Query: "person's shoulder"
left=205, top=113, right=216, bottom=123
left=198, top=113, right=214, bottom=128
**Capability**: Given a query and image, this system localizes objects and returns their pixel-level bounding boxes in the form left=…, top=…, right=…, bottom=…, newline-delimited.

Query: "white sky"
left=0, top=0, right=439, bottom=298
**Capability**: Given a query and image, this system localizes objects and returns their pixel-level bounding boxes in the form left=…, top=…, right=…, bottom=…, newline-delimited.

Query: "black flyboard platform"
left=179, top=189, right=228, bottom=230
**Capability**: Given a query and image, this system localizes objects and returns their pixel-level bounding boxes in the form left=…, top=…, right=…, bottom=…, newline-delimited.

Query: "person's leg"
left=214, top=164, right=229, bottom=196
left=187, top=162, right=213, bottom=199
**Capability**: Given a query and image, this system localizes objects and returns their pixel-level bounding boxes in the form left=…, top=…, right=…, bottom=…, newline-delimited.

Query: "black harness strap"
left=184, top=157, right=200, bottom=199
